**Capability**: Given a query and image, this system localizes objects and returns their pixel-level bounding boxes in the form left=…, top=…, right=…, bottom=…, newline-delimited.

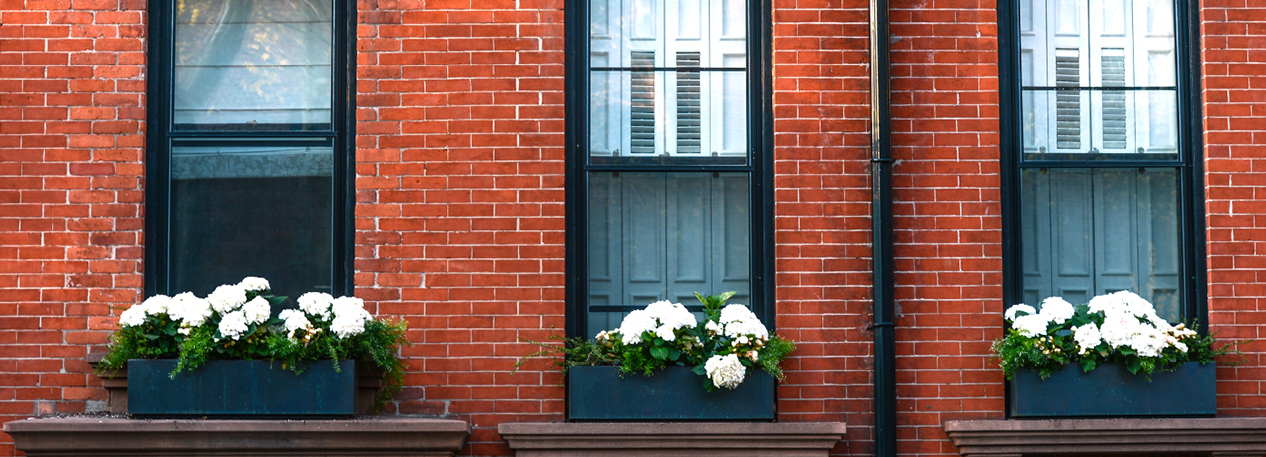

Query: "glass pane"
left=1018, top=0, right=1177, bottom=158
left=1020, top=168, right=1181, bottom=321
left=588, top=0, right=746, bottom=163
left=169, top=144, right=333, bottom=300
left=586, top=171, right=751, bottom=334
left=173, top=0, right=333, bottom=126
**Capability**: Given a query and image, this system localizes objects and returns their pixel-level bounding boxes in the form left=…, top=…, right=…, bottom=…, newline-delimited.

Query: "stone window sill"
left=4, top=417, right=469, bottom=457
left=498, top=421, right=847, bottom=457
left=944, top=418, right=1266, bottom=457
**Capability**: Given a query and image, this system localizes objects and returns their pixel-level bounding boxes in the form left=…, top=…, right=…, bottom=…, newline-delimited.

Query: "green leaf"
left=692, top=364, right=706, bottom=375
left=649, top=346, right=669, bottom=360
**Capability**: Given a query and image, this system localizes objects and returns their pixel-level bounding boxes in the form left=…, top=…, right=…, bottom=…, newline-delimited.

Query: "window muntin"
left=173, top=0, right=333, bottom=128
left=1009, top=0, right=1195, bottom=322
left=1019, top=0, right=1178, bottom=160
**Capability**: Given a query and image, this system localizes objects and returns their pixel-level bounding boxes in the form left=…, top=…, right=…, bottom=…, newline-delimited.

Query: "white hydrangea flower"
left=1099, top=310, right=1141, bottom=348
left=617, top=309, right=656, bottom=345
left=704, top=320, right=721, bottom=334
left=242, top=296, right=271, bottom=325
left=1072, top=323, right=1102, bottom=354
left=1010, top=314, right=1051, bottom=337
left=279, top=309, right=313, bottom=340
left=1004, top=303, right=1036, bottom=321
left=1114, top=290, right=1157, bottom=318
left=140, top=294, right=172, bottom=316
left=1128, top=325, right=1168, bottom=357
left=719, top=304, right=769, bottom=340
left=655, top=324, right=677, bottom=342
left=1087, top=293, right=1122, bottom=315
left=217, top=311, right=250, bottom=341
left=118, top=305, right=148, bottom=328
left=168, top=292, right=212, bottom=329
left=644, top=300, right=698, bottom=331
left=1038, top=297, right=1075, bottom=324
left=207, top=284, right=248, bottom=315
left=298, top=292, right=335, bottom=320
left=704, top=353, right=747, bottom=389
left=237, top=276, right=270, bottom=293
left=330, top=296, right=371, bottom=339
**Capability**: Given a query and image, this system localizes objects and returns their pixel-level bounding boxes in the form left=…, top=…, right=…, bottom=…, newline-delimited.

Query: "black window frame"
left=144, top=0, right=357, bottom=297
left=563, top=0, right=776, bottom=339
left=998, top=0, right=1207, bottom=321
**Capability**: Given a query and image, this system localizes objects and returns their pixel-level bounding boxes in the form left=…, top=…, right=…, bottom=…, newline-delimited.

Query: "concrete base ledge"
left=4, top=417, right=469, bottom=457
left=944, top=418, right=1266, bottom=457
left=498, top=422, right=846, bottom=457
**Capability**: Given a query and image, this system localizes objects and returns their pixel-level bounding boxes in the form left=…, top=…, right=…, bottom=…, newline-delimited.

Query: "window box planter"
left=1008, top=361, right=1215, bottom=418
left=126, top=359, right=359, bottom=418
left=567, top=365, right=775, bottom=421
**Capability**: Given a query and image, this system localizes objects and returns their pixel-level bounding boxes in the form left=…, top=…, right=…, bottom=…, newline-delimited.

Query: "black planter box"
left=127, top=359, right=356, bottom=418
left=567, top=365, right=775, bottom=421
left=1008, top=361, right=1216, bottom=418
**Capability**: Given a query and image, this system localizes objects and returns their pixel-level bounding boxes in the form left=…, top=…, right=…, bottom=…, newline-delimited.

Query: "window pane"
left=169, top=144, right=333, bottom=300
left=173, top=0, right=333, bottom=126
left=588, top=0, right=746, bottom=162
left=586, top=171, right=750, bottom=334
left=1018, top=0, right=1176, bottom=158
left=1019, top=168, right=1181, bottom=321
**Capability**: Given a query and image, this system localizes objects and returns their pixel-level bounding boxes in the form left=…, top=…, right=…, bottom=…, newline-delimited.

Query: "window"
left=1004, top=0, right=1203, bottom=321
left=566, top=0, right=772, bottom=338
left=146, top=0, right=354, bottom=299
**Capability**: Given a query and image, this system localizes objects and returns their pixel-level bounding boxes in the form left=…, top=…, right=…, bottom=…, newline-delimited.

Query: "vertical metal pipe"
left=869, top=0, right=896, bottom=455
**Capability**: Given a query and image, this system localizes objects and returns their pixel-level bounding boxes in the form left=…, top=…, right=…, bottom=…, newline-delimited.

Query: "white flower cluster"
left=118, top=294, right=172, bottom=328
left=718, top=304, right=769, bottom=343
left=1005, top=291, right=1198, bottom=358
left=298, top=292, right=335, bottom=320
left=704, top=353, right=746, bottom=389
left=238, top=276, right=270, bottom=292
left=207, top=284, right=248, bottom=315
left=330, top=296, right=373, bottom=339
left=167, top=292, right=213, bottom=333
left=279, top=309, right=316, bottom=340
left=611, top=300, right=697, bottom=345
left=1003, top=296, right=1074, bottom=337
left=1086, top=290, right=1195, bottom=357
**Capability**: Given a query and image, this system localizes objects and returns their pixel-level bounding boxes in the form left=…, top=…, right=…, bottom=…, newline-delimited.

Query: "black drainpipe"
left=869, top=0, right=896, bottom=456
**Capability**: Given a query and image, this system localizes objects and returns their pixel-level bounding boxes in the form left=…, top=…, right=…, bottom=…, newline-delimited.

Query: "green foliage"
left=514, top=291, right=796, bottom=392
left=97, top=284, right=409, bottom=413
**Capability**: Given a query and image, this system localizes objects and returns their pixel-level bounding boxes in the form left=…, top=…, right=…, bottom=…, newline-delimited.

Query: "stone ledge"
left=944, top=418, right=1266, bottom=457
left=498, top=422, right=846, bottom=457
left=4, top=416, right=469, bottom=456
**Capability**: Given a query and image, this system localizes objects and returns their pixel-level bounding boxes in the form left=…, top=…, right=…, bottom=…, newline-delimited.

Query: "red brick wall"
left=351, top=0, right=567, bottom=454
left=770, top=0, right=874, bottom=455
left=889, top=1, right=1004, bottom=456
left=0, top=0, right=147, bottom=454
left=4, top=0, right=1266, bottom=457
left=1201, top=0, right=1266, bottom=416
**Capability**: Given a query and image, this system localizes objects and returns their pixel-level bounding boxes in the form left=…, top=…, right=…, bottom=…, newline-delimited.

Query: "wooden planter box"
left=126, top=359, right=358, bottom=418
left=567, top=365, right=775, bottom=421
left=1008, top=361, right=1216, bottom=418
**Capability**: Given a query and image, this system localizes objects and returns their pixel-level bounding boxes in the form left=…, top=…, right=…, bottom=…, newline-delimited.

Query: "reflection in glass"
left=586, top=172, right=750, bottom=333
left=587, top=0, right=747, bottom=161
left=1018, top=0, right=1177, bottom=156
left=173, top=0, right=333, bottom=126
left=169, top=144, right=333, bottom=300
left=1019, top=168, right=1181, bottom=321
